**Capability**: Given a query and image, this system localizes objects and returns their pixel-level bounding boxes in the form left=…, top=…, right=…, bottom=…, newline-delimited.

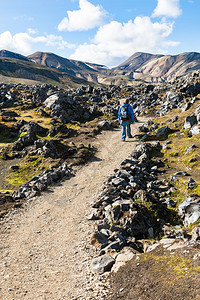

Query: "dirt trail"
left=0, top=121, right=143, bottom=300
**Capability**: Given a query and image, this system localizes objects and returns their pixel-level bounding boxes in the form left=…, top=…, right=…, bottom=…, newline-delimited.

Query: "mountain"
left=0, top=56, right=90, bottom=88
left=0, top=49, right=30, bottom=62
left=28, top=51, right=108, bottom=83
left=26, top=51, right=145, bottom=85
left=1, top=49, right=200, bottom=86
left=113, top=52, right=200, bottom=83
left=115, top=52, right=164, bottom=71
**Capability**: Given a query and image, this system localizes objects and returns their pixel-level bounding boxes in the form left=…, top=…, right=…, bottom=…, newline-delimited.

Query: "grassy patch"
left=167, top=151, right=179, bottom=157
left=0, top=189, right=14, bottom=194
left=103, top=114, right=116, bottom=121
left=15, top=109, right=53, bottom=129
left=160, top=133, right=200, bottom=181
left=141, top=252, right=200, bottom=280
left=6, top=156, right=56, bottom=188
left=169, top=178, right=200, bottom=207
left=66, top=123, right=81, bottom=130
left=150, top=99, right=200, bottom=182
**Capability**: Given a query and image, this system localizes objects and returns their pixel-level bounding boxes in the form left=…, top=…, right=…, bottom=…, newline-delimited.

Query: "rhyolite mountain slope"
left=0, top=49, right=31, bottom=62
left=113, top=51, right=200, bottom=83
left=115, top=52, right=163, bottom=71
left=0, top=55, right=91, bottom=88
left=28, top=51, right=108, bottom=83
left=1, top=49, right=200, bottom=85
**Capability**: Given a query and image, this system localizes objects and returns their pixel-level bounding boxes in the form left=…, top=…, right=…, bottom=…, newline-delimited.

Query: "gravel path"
left=0, top=122, right=142, bottom=300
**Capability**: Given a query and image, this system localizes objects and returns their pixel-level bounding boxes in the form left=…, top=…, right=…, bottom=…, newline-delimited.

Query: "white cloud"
left=0, top=30, right=75, bottom=55
left=57, top=0, right=107, bottom=31
left=43, top=34, right=75, bottom=50
left=27, top=28, right=37, bottom=35
left=153, top=0, right=182, bottom=18
left=69, top=17, right=180, bottom=66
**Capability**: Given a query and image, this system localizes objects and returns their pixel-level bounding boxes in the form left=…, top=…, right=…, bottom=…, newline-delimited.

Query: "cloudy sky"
left=0, top=0, right=199, bottom=67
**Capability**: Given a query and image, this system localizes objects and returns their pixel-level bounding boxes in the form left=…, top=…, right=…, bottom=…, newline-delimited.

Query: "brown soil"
left=108, top=244, right=200, bottom=300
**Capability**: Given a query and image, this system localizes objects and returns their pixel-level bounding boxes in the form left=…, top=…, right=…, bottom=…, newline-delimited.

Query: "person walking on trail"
left=118, top=98, right=134, bottom=141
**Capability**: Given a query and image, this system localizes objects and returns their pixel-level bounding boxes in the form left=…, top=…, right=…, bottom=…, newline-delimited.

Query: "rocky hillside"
left=113, top=51, right=200, bottom=83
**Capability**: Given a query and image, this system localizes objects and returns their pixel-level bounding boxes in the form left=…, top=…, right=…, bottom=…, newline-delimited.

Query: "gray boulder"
left=188, top=82, right=200, bottom=96
left=190, top=125, right=200, bottom=136
left=92, top=255, right=115, bottom=273
left=163, top=198, right=176, bottom=208
left=12, top=164, right=70, bottom=200
left=44, top=93, right=74, bottom=108
left=156, top=126, right=171, bottom=140
left=185, top=144, right=197, bottom=154
left=184, top=115, right=197, bottom=129
left=111, top=248, right=135, bottom=273
left=166, top=91, right=182, bottom=103
left=97, top=120, right=112, bottom=130
left=191, top=225, right=200, bottom=241
left=43, top=92, right=90, bottom=123
left=171, top=116, right=178, bottom=123
left=170, top=171, right=189, bottom=181
left=181, top=102, right=191, bottom=112
left=195, top=104, right=200, bottom=122
left=178, top=196, right=200, bottom=226
left=187, top=178, right=197, bottom=189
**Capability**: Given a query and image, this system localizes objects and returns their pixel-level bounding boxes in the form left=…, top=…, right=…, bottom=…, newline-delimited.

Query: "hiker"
left=118, top=99, right=134, bottom=141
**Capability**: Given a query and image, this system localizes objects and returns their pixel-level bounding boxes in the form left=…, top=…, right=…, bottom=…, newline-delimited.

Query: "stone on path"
left=92, top=255, right=115, bottom=274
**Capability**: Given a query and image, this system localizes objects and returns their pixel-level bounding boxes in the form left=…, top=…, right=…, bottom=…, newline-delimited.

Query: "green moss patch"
left=6, top=156, right=57, bottom=188
left=169, top=178, right=200, bottom=205
left=16, top=109, right=53, bottom=129
left=141, top=252, right=200, bottom=280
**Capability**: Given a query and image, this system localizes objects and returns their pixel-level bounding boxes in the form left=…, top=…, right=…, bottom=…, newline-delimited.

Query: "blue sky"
left=0, top=0, right=199, bottom=67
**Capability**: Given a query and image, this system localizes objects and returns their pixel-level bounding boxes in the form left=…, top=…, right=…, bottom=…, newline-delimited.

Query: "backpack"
left=121, top=105, right=130, bottom=121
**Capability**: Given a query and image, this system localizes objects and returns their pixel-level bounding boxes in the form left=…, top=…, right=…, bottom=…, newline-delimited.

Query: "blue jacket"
left=118, top=104, right=134, bottom=122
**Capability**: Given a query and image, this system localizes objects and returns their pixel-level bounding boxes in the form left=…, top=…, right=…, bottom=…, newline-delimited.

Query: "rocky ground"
left=0, top=69, right=200, bottom=299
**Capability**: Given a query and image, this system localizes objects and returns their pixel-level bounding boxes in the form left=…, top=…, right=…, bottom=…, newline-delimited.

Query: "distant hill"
left=113, top=52, right=200, bottom=83
left=1, top=49, right=200, bottom=85
left=0, top=49, right=30, bottom=62
left=115, top=52, right=163, bottom=71
left=0, top=57, right=90, bottom=88
left=28, top=51, right=108, bottom=83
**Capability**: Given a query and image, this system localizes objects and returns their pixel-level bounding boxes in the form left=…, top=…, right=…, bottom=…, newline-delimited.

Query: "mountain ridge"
left=0, top=55, right=91, bottom=88
left=0, top=49, right=31, bottom=62
left=114, top=51, right=200, bottom=83
left=1, top=49, right=200, bottom=85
